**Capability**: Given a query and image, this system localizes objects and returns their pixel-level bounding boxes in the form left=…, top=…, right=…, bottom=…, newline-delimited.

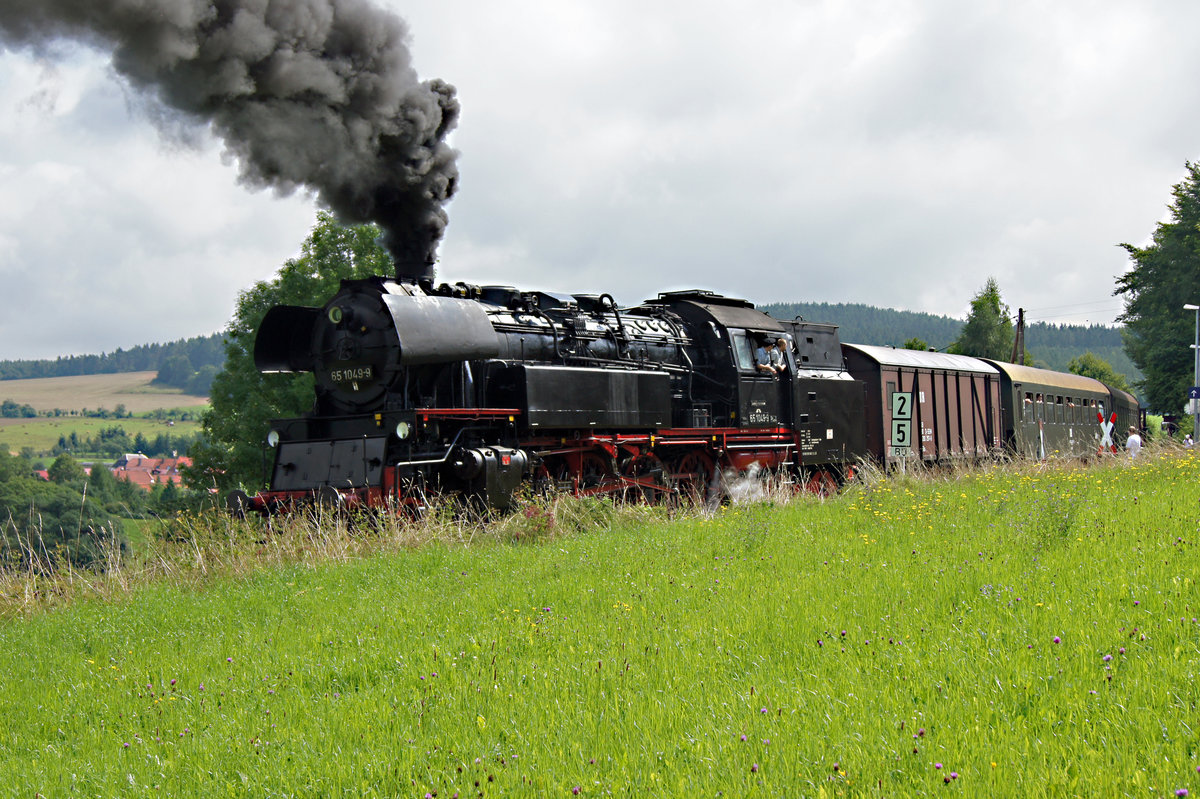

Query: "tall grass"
left=0, top=450, right=1197, bottom=796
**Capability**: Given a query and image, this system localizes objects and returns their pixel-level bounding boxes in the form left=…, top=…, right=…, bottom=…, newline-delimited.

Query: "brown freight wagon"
left=841, top=344, right=1002, bottom=469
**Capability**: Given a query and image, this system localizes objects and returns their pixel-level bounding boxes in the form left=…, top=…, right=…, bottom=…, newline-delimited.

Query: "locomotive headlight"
left=267, top=429, right=281, bottom=448
left=328, top=306, right=344, bottom=324
left=395, top=421, right=411, bottom=440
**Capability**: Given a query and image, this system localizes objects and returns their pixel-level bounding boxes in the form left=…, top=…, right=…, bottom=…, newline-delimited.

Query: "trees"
left=186, top=213, right=393, bottom=492
left=47, top=454, right=87, bottom=485
left=1116, top=162, right=1200, bottom=413
left=902, top=337, right=930, bottom=351
left=154, top=354, right=195, bottom=388
left=0, top=450, right=123, bottom=570
left=948, top=278, right=1015, bottom=360
left=1068, top=352, right=1131, bottom=392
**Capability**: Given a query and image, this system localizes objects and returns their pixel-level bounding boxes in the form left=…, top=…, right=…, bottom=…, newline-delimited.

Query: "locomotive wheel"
left=620, top=453, right=667, bottom=503
left=804, top=469, right=839, bottom=497
left=581, top=452, right=614, bottom=490
left=667, top=450, right=717, bottom=504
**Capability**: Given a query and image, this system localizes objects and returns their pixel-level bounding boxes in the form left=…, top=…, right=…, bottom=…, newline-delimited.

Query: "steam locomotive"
left=227, top=274, right=1140, bottom=514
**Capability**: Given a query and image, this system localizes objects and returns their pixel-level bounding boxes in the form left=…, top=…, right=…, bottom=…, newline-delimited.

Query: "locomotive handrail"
left=600, top=293, right=628, bottom=358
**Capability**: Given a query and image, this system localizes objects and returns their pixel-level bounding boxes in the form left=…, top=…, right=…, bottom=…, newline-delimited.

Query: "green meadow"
left=0, top=415, right=201, bottom=455
left=1, top=452, right=1197, bottom=797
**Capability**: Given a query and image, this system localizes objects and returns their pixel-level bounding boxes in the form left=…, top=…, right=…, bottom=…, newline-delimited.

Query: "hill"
left=761, top=301, right=1140, bottom=382
left=0, top=333, right=224, bottom=381
left=0, top=372, right=208, bottom=415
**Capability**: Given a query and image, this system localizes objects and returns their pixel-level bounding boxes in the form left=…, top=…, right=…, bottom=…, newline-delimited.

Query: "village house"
left=111, top=453, right=191, bottom=490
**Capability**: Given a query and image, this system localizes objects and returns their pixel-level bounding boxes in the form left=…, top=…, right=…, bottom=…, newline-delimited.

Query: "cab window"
left=730, top=330, right=758, bottom=373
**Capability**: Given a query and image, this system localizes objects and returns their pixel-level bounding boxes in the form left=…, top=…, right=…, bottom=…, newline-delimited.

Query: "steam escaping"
left=0, top=0, right=458, bottom=281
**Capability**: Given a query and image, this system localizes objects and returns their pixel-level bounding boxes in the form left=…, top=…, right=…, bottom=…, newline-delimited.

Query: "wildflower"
left=1176, top=791, right=1187, bottom=797
left=935, top=763, right=943, bottom=769
left=573, top=788, right=581, bottom=796
left=751, top=764, right=759, bottom=773
left=740, top=735, right=747, bottom=742
left=1103, top=654, right=1112, bottom=662
left=1053, top=636, right=1061, bottom=644
left=227, top=657, right=233, bottom=663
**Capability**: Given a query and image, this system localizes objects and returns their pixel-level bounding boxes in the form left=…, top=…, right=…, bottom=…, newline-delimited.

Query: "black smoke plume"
left=0, top=0, right=458, bottom=281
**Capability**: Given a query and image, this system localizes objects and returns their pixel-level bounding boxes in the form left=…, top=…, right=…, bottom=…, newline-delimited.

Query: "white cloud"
left=2, top=0, right=1200, bottom=358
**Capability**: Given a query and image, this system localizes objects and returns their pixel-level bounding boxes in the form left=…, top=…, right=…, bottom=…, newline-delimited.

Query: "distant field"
left=0, top=372, right=207, bottom=456
left=0, top=416, right=201, bottom=455
left=0, top=372, right=208, bottom=414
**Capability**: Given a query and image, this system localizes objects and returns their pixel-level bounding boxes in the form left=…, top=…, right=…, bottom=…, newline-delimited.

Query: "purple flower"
left=760, top=707, right=767, bottom=714
left=1119, top=647, right=1126, bottom=654
left=122, top=742, right=130, bottom=748
left=1103, top=654, right=1113, bottom=662
left=572, top=787, right=581, bottom=795
left=935, top=763, right=943, bottom=769
left=950, top=772, right=958, bottom=779
left=1052, top=636, right=1061, bottom=644
left=1176, top=790, right=1187, bottom=797
left=751, top=763, right=759, bottom=773
left=740, top=734, right=747, bottom=741
left=170, top=678, right=176, bottom=686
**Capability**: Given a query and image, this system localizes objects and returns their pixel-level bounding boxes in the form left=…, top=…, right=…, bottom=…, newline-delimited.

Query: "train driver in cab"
left=771, top=338, right=789, bottom=374
left=755, top=338, right=786, bottom=377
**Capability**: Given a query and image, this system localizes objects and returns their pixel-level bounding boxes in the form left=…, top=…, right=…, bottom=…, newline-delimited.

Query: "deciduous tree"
left=1116, top=161, right=1200, bottom=412
left=1068, top=352, right=1131, bottom=393
left=186, top=213, right=392, bottom=492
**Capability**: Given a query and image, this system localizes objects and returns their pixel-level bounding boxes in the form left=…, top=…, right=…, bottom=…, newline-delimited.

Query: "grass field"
left=0, top=453, right=1197, bottom=796
left=0, top=371, right=208, bottom=414
left=0, top=415, right=201, bottom=454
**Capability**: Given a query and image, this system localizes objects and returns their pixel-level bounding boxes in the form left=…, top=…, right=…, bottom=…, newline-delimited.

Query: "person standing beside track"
left=1126, top=426, right=1143, bottom=459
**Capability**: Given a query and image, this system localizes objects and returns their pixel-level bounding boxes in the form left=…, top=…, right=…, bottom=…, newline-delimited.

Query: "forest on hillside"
left=0, top=333, right=224, bottom=381
left=760, top=301, right=1139, bottom=381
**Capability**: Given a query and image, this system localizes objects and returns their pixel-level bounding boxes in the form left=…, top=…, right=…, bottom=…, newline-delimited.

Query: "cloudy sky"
left=2, top=0, right=1199, bottom=360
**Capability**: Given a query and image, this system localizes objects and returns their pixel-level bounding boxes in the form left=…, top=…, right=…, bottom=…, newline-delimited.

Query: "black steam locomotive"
left=228, top=274, right=1140, bottom=514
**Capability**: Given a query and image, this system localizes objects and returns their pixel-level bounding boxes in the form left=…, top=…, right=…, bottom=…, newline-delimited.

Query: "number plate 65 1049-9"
left=330, top=365, right=374, bottom=385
